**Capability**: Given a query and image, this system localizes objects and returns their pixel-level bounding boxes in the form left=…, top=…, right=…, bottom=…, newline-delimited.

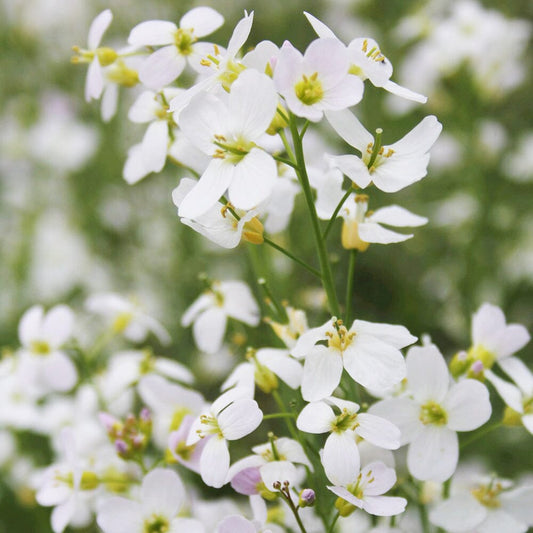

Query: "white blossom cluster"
left=1, top=5, right=532, bottom=533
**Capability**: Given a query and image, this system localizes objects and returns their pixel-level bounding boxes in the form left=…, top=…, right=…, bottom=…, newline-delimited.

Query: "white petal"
left=371, top=155, right=430, bottom=192
left=327, top=485, right=363, bottom=509
left=361, top=461, right=397, bottom=495
left=218, top=399, right=262, bottom=440
left=257, top=349, right=302, bottom=389
left=407, top=426, right=458, bottom=482
left=128, top=20, right=177, bottom=46
left=97, top=497, right=143, bottom=533
left=192, top=307, right=227, bottom=354
left=472, top=303, right=506, bottom=346
left=260, top=461, right=297, bottom=491
left=19, top=305, right=44, bottom=345
left=290, top=320, right=331, bottom=359
left=369, top=205, right=428, bottom=227
left=85, top=59, right=104, bottom=101
left=141, top=120, right=168, bottom=173
left=429, top=494, right=486, bottom=533
left=444, top=379, right=491, bottom=432
left=128, top=90, right=159, bottom=123
left=301, top=346, right=343, bottom=402
left=406, top=344, right=449, bottom=403
left=101, top=83, right=119, bottom=122
left=356, top=413, right=401, bottom=449
left=43, top=352, right=78, bottom=392
left=522, top=414, right=533, bottom=435
left=343, top=336, right=406, bottom=391
left=325, top=109, right=373, bottom=151
left=485, top=370, right=523, bottom=413
left=88, top=9, right=113, bottom=50
left=296, top=401, right=335, bottom=433
left=51, top=499, right=76, bottom=533
left=304, top=12, right=338, bottom=39
left=216, top=515, right=255, bottom=533
left=200, top=436, right=230, bottom=488
left=321, top=75, right=364, bottom=110
left=141, top=468, right=184, bottom=518
left=501, top=486, right=533, bottom=525
left=478, top=509, right=528, bottom=533
left=181, top=293, right=213, bottom=326
left=498, top=357, right=533, bottom=396
left=323, top=431, right=360, bottom=485
left=221, top=281, right=260, bottom=325
left=362, top=496, right=406, bottom=516
left=389, top=115, right=442, bottom=155
left=226, top=11, right=254, bottom=58
left=123, top=143, right=149, bottom=184
left=139, top=46, right=185, bottom=89
left=178, top=159, right=235, bottom=219
left=180, top=7, right=224, bottom=37
left=228, top=149, right=277, bottom=210
left=358, top=222, right=412, bottom=244
left=493, top=324, right=531, bottom=359
left=383, top=79, right=427, bottom=103
left=229, top=70, right=277, bottom=139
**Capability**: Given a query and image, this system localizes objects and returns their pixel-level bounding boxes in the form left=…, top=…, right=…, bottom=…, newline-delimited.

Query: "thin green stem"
left=273, top=154, right=298, bottom=169
left=263, top=412, right=296, bottom=420
left=278, top=129, right=295, bottom=161
left=418, top=499, right=431, bottom=533
left=460, top=422, right=502, bottom=450
left=263, top=237, right=321, bottom=279
left=327, top=511, right=340, bottom=533
left=322, top=187, right=353, bottom=240
left=272, top=390, right=301, bottom=444
left=258, top=277, right=289, bottom=323
left=288, top=114, right=340, bottom=316
left=345, top=250, right=357, bottom=324
left=280, top=489, right=308, bottom=533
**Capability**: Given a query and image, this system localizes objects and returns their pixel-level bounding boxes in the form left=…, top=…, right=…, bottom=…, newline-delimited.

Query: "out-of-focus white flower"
left=328, top=461, right=407, bottom=517
left=326, top=109, right=442, bottom=192
left=291, top=316, right=415, bottom=401
left=177, top=69, right=278, bottom=218
left=504, top=132, right=533, bottom=183
left=274, top=38, right=363, bottom=122
left=371, top=344, right=491, bottom=482
left=267, top=307, right=309, bottom=349
left=85, top=292, right=171, bottom=345
left=128, top=7, right=224, bottom=89
left=187, top=387, right=263, bottom=488
left=430, top=474, right=533, bottom=533
left=17, top=304, right=78, bottom=395
left=97, top=468, right=205, bottom=533
left=304, top=12, right=426, bottom=103
left=182, top=280, right=260, bottom=354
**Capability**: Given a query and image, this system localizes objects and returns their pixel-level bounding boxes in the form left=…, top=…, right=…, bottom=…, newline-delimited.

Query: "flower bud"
left=298, top=488, right=316, bottom=507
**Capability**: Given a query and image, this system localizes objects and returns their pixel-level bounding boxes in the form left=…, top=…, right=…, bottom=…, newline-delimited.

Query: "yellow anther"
left=362, top=39, right=368, bottom=52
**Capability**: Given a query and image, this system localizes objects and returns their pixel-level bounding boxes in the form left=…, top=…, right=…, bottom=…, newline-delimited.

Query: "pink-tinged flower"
left=128, top=7, right=224, bottom=89
left=328, top=461, right=407, bottom=517
left=370, top=344, right=492, bottom=482
left=274, top=38, right=363, bottom=122
left=291, top=317, right=415, bottom=401
left=304, top=12, right=427, bottom=103
left=326, top=109, right=442, bottom=192
left=297, top=396, right=400, bottom=486
left=97, top=468, right=205, bottom=533
left=187, top=387, right=263, bottom=488
left=17, top=305, right=77, bottom=395
left=177, top=69, right=278, bottom=218
left=182, top=280, right=260, bottom=354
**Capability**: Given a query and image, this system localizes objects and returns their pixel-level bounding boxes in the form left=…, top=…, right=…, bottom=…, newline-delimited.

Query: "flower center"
left=361, top=39, right=386, bottom=63
left=332, top=409, right=359, bottom=433
left=363, top=142, right=395, bottom=173
left=105, top=60, right=139, bottom=87
left=197, top=414, right=223, bottom=438
left=419, top=401, right=447, bottom=425
left=144, top=515, right=169, bottom=533
left=471, top=482, right=503, bottom=509
left=30, top=340, right=51, bottom=355
left=294, top=72, right=324, bottom=106
left=212, top=134, right=255, bottom=164
left=174, top=28, right=196, bottom=55
left=467, top=344, right=496, bottom=370
left=112, top=312, right=133, bottom=333
left=326, top=320, right=355, bottom=353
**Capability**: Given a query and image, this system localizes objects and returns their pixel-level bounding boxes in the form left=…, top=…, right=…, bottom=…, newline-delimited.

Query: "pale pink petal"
left=304, top=38, right=348, bottom=87
left=301, top=346, right=343, bottom=402
left=128, top=20, right=177, bottom=46
left=180, top=7, right=224, bottom=37
left=323, top=431, right=360, bottom=485
left=216, top=515, right=255, bottom=533
left=141, top=120, right=168, bottom=173
left=139, top=46, right=186, bottom=89
left=193, top=307, right=227, bottom=354
left=97, top=497, right=143, bottom=533
left=356, top=413, right=401, bottom=449
left=407, top=426, right=458, bottom=482
left=218, top=399, right=262, bottom=440
left=88, top=9, right=113, bottom=50
left=361, top=462, right=396, bottom=495
left=406, top=344, right=449, bottom=403
left=141, top=468, right=184, bottom=518
left=200, top=436, right=230, bottom=488
left=320, top=75, right=364, bottom=110
left=228, top=149, right=277, bottom=210
left=444, top=379, right=491, bottom=432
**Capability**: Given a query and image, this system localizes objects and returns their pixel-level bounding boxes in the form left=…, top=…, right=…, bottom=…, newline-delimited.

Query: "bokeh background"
left=1, top=0, right=532, bottom=530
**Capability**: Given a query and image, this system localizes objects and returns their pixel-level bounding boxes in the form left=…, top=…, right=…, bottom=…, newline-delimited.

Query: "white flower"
left=267, top=307, right=309, bottom=349
left=128, top=7, right=224, bottom=89
left=328, top=461, right=407, bottom=517
left=187, top=387, right=263, bottom=488
left=182, top=280, right=260, bottom=354
left=326, top=109, right=442, bottom=192
left=291, top=317, right=415, bottom=401
left=370, top=344, right=492, bottom=482
left=97, top=468, right=205, bottom=533
left=304, top=12, right=427, bottom=103
left=172, top=178, right=264, bottom=248
left=430, top=475, right=533, bottom=533
left=296, top=396, right=400, bottom=486
left=273, top=38, right=363, bottom=122
left=177, top=69, right=278, bottom=218
left=17, top=305, right=77, bottom=394
left=85, top=293, right=170, bottom=345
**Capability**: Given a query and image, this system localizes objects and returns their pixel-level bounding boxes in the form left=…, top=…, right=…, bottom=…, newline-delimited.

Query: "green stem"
left=327, top=511, right=340, bottom=533
left=345, top=250, right=357, bottom=324
left=273, top=154, right=298, bottom=169
left=322, top=187, right=353, bottom=240
left=281, top=490, right=308, bottom=533
left=279, top=129, right=295, bottom=161
left=258, top=277, right=289, bottom=323
left=418, top=498, right=431, bottom=533
left=272, top=389, right=301, bottom=444
left=263, top=237, right=321, bottom=279
left=288, top=114, right=341, bottom=317
left=263, top=412, right=296, bottom=420
left=460, top=422, right=502, bottom=450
